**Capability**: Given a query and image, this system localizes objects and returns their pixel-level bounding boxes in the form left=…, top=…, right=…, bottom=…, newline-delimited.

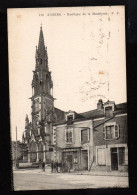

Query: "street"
left=13, top=169, right=129, bottom=190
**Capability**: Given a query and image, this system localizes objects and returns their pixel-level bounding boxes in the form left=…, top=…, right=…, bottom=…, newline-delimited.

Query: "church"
left=22, top=26, right=128, bottom=172
left=22, top=26, right=65, bottom=163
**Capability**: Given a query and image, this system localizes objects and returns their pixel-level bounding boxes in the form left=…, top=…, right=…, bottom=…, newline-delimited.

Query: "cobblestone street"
left=13, top=169, right=129, bottom=190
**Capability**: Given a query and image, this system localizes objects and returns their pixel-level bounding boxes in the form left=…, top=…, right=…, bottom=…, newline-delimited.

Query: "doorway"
left=82, top=150, right=88, bottom=170
left=111, top=148, right=118, bottom=170
left=67, top=155, right=73, bottom=169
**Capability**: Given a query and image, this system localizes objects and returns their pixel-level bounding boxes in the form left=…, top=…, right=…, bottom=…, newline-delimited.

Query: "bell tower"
left=31, top=26, right=54, bottom=130
left=23, top=25, right=64, bottom=163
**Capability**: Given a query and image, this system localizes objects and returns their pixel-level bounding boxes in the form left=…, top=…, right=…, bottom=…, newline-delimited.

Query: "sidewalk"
left=13, top=167, right=128, bottom=177
left=71, top=170, right=128, bottom=177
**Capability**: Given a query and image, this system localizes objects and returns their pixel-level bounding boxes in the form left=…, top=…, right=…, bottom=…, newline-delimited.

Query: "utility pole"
left=15, top=126, right=17, bottom=169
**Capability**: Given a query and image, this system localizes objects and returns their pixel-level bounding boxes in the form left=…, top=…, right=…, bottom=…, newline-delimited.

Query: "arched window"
left=30, top=142, right=37, bottom=162
left=40, top=59, right=42, bottom=64
left=38, top=142, right=43, bottom=161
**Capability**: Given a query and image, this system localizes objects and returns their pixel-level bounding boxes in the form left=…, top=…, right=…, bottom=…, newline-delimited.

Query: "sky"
left=8, top=6, right=126, bottom=141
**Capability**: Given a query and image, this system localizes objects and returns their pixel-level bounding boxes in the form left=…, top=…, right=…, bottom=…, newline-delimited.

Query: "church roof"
left=54, top=107, right=65, bottom=122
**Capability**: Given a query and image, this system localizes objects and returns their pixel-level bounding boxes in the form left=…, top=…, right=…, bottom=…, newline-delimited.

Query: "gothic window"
left=65, top=128, right=73, bottom=143
left=34, top=98, right=39, bottom=112
left=38, top=142, right=43, bottom=161
left=40, top=59, right=42, bottom=64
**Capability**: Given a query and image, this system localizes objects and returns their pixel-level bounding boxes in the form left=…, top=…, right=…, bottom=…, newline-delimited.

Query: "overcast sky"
left=8, top=6, right=126, bottom=141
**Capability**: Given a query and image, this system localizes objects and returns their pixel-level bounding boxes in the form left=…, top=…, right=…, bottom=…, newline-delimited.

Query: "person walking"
left=42, top=161, right=45, bottom=172
left=60, top=161, right=62, bottom=173
left=53, top=161, right=56, bottom=173
left=51, top=161, right=53, bottom=173
left=39, top=159, right=42, bottom=169
left=55, top=159, right=58, bottom=173
left=67, top=161, right=71, bottom=173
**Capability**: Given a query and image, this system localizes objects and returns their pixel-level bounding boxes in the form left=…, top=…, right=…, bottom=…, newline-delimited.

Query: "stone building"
left=22, top=26, right=64, bottom=163
left=22, top=26, right=128, bottom=172
left=53, top=100, right=128, bottom=172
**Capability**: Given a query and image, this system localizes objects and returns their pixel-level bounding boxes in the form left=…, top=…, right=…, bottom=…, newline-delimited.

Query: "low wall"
left=19, top=162, right=40, bottom=169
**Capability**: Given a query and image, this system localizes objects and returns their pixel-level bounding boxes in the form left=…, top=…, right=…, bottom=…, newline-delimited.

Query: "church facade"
left=22, top=26, right=65, bottom=163
left=22, top=26, right=128, bottom=172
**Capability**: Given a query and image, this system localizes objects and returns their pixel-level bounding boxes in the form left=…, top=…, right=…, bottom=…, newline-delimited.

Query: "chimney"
left=97, top=99, right=103, bottom=109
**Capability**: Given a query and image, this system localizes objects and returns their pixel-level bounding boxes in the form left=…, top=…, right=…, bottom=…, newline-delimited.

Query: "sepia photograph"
left=8, top=6, right=128, bottom=190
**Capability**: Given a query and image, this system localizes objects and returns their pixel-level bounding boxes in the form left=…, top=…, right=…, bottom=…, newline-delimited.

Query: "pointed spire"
left=38, top=25, right=46, bottom=57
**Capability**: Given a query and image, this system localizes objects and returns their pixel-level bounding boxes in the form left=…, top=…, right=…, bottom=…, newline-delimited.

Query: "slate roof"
left=80, top=102, right=127, bottom=119
left=54, top=107, right=65, bottom=122
left=53, top=102, right=127, bottom=126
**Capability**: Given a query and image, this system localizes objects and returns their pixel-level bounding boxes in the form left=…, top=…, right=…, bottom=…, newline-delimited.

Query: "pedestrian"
left=39, top=159, right=42, bottom=169
left=65, top=160, right=68, bottom=173
left=58, top=160, right=62, bottom=173
left=51, top=161, right=53, bottom=173
left=53, top=161, right=56, bottom=173
left=60, top=161, right=62, bottom=173
left=42, top=161, right=45, bottom=172
left=55, top=159, right=58, bottom=173
left=67, top=161, right=71, bottom=173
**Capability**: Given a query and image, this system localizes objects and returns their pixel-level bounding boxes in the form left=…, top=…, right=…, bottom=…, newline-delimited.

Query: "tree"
left=11, top=141, right=28, bottom=162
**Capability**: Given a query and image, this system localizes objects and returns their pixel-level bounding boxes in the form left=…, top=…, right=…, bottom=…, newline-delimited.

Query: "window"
left=106, top=125, right=115, bottom=139
left=34, top=98, right=39, bottom=112
left=66, top=128, right=73, bottom=143
left=81, top=128, right=89, bottom=144
left=103, top=124, right=120, bottom=140
left=65, top=111, right=75, bottom=121
left=67, top=115, right=73, bottom=121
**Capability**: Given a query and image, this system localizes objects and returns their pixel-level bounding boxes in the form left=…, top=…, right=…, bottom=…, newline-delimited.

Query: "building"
left=22, top=26, right=65, bottom=163
left=91, top=100, right=128, bottom=172
left=22, top=26, right=128, bottom=172
left=53, top=100, right=128, bottom=172
left=53, top=111, right=93, bottom=171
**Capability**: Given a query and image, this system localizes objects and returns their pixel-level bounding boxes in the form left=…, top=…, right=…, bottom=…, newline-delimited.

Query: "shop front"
left=61, top=147, right=82, bottom=171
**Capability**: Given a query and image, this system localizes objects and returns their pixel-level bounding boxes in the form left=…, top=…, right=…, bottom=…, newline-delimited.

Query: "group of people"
left=51, top=160, right=71, bottom=173
left=39, top=159, right=71, bottom=173
left=39, top=160, right=46, bottom=172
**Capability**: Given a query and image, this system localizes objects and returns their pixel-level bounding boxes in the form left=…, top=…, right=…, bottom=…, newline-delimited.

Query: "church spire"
left=35, top=26, right=48, bottom=68
left=38, top=25, right=45, bottom=55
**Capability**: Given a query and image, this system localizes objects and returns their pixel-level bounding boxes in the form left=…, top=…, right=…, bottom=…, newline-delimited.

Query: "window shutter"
left=103, top=126, right=106, bottom=139
left=88, top=128, right=90, bottom=142
left=115, top=124, right=120, bottom=138
left=97, top=148, right=106, bottom=165
left=71, top=128, right=73, bottom=142
left=73, top=128, right=74, bottom=142
left=65, top=128, right=67, bottom=142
